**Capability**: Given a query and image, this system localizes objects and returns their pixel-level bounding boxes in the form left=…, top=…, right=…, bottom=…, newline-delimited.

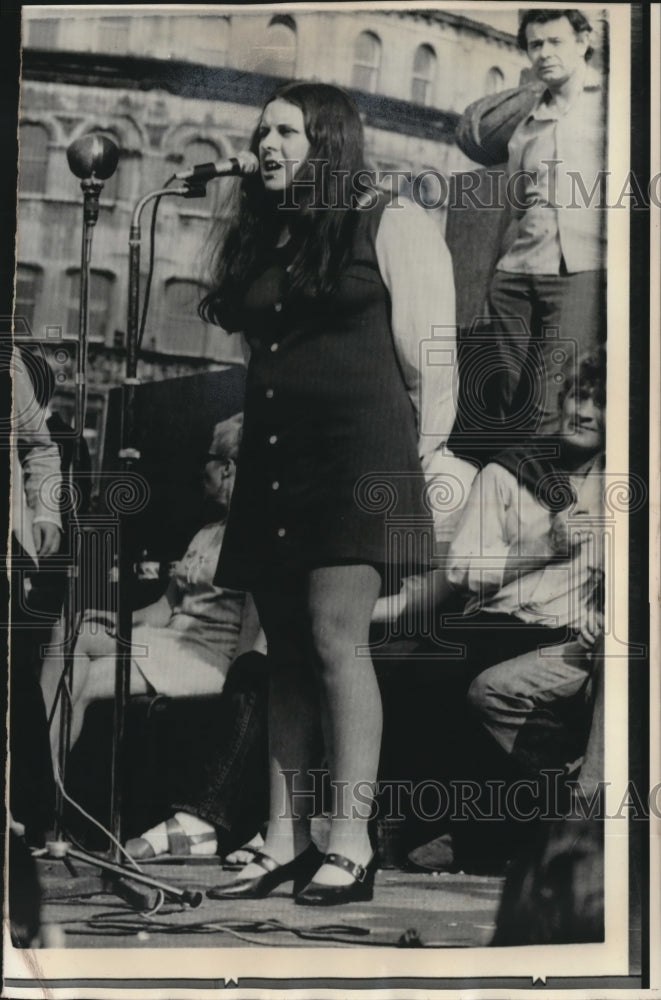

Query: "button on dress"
left=215, top=195, right=434, bottom=591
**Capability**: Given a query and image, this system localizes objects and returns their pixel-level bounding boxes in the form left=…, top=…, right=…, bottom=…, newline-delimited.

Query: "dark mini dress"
left=214, top=195, right=434, bottom=593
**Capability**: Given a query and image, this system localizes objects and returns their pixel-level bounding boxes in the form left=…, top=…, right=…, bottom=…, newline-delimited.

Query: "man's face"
left=560, top=387, right=605, bottom=456
left=525, top=16, right=589, bottom=89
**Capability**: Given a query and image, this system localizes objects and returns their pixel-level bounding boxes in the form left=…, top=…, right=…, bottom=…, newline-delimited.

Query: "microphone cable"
left=49, top=754, right=146, bottom=874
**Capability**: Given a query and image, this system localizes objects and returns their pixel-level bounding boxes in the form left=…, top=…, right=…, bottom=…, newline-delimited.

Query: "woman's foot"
left=308, top=836, right=373, bottom=887
left=125, top=813, right=217, bottom=860
left=207, top=843, right=322, bottom=900
left=295, top=851, right=377, bottom=906
left=222, top=822, right=311, bottom=882
left=223, top=831, right=265, bottom=868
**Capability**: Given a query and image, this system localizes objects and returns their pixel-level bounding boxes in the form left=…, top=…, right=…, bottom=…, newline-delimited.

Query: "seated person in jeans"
left=125, top=648, right=269, bottom=862
left=407, top=349, right=606, bottom=871
left=41, top=414, right=261, bottom=766
left=449, top=349, right=605, bottom=775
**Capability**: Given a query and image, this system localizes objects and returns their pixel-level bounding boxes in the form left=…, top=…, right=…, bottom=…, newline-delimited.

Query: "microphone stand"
left=47, top=138, right=207, bottom=909
left=54, top=154, right=113, bottom=840
left=110, top=181, right=206, bottom=855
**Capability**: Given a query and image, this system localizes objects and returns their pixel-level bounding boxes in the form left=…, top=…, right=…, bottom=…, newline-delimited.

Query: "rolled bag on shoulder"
left=455, top=82, right=544, bottom=167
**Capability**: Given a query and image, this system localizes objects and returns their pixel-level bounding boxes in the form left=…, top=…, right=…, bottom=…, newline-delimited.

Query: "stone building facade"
left=16, top=6, right=532, bottom=467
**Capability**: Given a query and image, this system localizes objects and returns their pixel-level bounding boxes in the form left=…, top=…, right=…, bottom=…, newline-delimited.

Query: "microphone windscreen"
left=67, top=135, right=119, bottom=180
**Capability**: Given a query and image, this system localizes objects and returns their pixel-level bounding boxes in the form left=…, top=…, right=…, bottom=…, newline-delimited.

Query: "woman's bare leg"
left=41, top=618, right=135, bottom=763
left=66, top=655, right=148, bottom=748
left=230, top=587, right=321, bottom=876
left=306, top=564, right=382, bottom=886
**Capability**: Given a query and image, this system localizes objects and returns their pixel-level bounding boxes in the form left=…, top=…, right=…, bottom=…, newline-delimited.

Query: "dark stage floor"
left=38, top=854, right=505, bottom=949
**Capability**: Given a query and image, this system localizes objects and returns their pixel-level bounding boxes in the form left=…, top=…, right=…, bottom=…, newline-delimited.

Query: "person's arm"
left=447, top=463, right=552, bottom=596
left=133, top=579, right=178, bottom=628
left=372, top=543, right=456, bottom=625
left=12, top=360, right=62, bottom=557
left=375, top=198, right=457, bottom=469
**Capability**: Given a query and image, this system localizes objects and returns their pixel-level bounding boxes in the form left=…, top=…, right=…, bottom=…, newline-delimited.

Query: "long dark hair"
left=199, top=81, right=367, bottom=329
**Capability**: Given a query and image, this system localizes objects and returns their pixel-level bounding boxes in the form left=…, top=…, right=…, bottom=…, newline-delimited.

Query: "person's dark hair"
left=199, top=81, right=366, bottom=328
left=559, top=347, right=606, bottom=409
left=517, top=9, right=593, bottom=61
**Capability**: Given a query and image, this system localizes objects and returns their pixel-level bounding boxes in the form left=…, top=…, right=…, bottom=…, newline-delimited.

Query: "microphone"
left=175, top=150, right=259, bottom=183
left=67, top=135, right=119, bottom=180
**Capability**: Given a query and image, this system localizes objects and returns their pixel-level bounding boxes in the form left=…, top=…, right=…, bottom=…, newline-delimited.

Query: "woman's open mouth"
left=262, top=158, right=282, bottom=174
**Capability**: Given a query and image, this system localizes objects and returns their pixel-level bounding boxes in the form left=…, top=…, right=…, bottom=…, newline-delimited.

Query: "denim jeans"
left=467, top=637, right=594, bottom=777
left=172, top=650, right=269, bottom=853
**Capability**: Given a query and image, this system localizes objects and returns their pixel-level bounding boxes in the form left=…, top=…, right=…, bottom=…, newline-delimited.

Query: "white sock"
left=140, top=813, right=216, bottom=855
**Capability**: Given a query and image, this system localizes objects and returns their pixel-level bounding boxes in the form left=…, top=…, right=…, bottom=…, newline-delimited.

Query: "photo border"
left=2, top=2, right=657, bottom=996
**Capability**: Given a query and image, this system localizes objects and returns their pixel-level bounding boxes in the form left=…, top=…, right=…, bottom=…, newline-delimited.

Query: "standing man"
left=488, top=8, right=606, bottom=441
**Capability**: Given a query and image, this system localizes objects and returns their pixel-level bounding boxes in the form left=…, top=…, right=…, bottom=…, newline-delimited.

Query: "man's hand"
left=549, top=510, right=596, bottom=558
left=32, top=521, right=61, bottom=557
left=578, top=606, right=604, bottom=651
left=372, top=586, right=409, bottom=624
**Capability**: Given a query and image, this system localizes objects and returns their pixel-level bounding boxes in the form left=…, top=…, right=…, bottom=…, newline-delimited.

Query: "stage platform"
left=38, top=855, right=505, bottom=949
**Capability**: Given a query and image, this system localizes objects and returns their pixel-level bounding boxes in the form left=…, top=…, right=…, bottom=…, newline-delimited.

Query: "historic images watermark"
left=277, top=769, right=658, bottom=823
left=273, top=160, right=657, bottom=212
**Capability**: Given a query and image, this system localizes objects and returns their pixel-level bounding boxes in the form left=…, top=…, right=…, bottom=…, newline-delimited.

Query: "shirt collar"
left=568, top=451, right=605, bottom=481
left=527, top=65, right=603, bottom=122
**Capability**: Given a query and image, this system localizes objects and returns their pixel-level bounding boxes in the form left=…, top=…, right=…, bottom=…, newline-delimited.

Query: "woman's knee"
left=82, top=659, right=152, bottom=708
left=81, top=655, right=135, bottom=703
left=309, top=611, right=372, bottom=679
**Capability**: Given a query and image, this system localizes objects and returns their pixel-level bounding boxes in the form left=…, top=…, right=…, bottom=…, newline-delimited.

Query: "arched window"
left=67, top=269, right=115, bottom=343
left=19, top=123, right=49, bottom=194
left=485, top=66, right=505, bottom=95
left=160, top=279, right=213, bottom=356
left=352, top=31, right=381, bottom=93
left=257, top=15, right=297, bottom=77
left=411, top=44, right=437, bottom=106
left=15, top=264, right=43, bottom=331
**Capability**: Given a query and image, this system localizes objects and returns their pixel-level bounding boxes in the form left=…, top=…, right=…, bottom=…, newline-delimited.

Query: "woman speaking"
left=201, top=81, right=456, bottom=906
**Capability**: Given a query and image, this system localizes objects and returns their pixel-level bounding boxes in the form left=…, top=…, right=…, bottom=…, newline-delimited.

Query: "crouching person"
left=408, top=349, right=606, bottom=875
left=457, top=350, right=606, bottom=781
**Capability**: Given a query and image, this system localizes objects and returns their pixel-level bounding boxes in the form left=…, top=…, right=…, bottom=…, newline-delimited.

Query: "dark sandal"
left=295, top=851, right=377, bottom=907
left=207, top=844, right=322, bottom=900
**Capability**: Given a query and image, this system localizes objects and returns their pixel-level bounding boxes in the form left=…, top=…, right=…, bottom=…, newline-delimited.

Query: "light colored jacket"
left=11, top=351, right=62, bottom=562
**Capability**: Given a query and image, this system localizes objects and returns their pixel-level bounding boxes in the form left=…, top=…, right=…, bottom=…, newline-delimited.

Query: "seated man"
left=407, top=349, right=605, bottom=871
left=450, top=349, right=604, bottom=776
left=41, top=413, right=261, bottom=763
